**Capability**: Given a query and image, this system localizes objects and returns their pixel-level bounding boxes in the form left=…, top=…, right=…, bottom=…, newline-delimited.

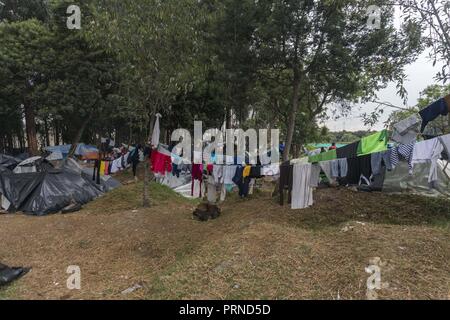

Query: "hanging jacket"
left=419, top=98, right=449, bottom=132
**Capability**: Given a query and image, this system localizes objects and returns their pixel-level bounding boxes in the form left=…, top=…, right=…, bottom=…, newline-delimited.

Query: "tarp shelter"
left=13, top=156, right=53, bottom=174
left=0, top=154, right=21, bottom=170
left=383, top=160, right=450, bottom=197
left=0, top=168, right=103, bottom=216
left=45, top=144, right=99, bottom=160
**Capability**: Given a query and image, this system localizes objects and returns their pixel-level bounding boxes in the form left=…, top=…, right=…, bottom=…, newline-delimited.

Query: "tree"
left=0, top=19, right=53, bottom=155
left=252, top=0, right=422, bottom=160
left=89, top=0, right=206, bottom=206
left=400, top=0, right=450, bottom=83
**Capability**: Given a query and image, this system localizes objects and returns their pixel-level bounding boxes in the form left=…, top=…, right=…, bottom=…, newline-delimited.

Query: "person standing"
left=129, top=144, right=142, bottom=181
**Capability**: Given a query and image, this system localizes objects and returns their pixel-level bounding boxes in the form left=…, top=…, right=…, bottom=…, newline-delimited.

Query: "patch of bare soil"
left=0, top=178, right=449, bottom=300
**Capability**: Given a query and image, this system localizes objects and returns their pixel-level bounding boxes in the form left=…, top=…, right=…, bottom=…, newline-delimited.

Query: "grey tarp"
left=383, top=160, right=450, bottom=197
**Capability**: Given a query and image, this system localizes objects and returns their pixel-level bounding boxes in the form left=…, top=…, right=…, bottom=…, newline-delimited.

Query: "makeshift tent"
left=13, top=156, right=53, bottom=174
left=383, top=160, right=450, bottom=197
left=0, top=154, right=21, bottom=170
left=45, top=144, right=99, bottom=160
left=0, top=169, right=104, bottom=216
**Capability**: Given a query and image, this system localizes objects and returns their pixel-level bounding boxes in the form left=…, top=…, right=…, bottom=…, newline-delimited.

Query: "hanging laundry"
left=330, top=158, right=348, bottom=178
left=394, top=115, right=421, bottom=135
left=371, top=150, right=392, bottom=176
left=223, top=165, right=237, bottom=190
left=308, top=149, right=337, bottom=163
left=357, top=130, right=388, bottom=156
left=262, top=164, right=280, bottom=176
left=412, top=138, right=444, bottom=183
left=232, top=166, right=250, bottom=198
left=212, top=165, right=223, bottom=184
left=151, top=150, right=172, bottom=176
left=248, top=166, right=263, bottom=179
left=243, top=165, right=252, bottom=178
left=310, top=164, right=322, bottom=188
left=279, top=161, right=293, bottom=205
left=346, top=155, right=372, bottom=185
left=336, top=141, right=359, bottom=159
left=319, top=161, right=334, bottom=182
left=291, top=163, right=314, bottom=210
left=419, top=98, right=449, bottom=132
left=390, top=142, right=415, bottom=173
left=445, top=94, right=450, bottom=113
left=99, top=161, right=106, bottom=176
left=392, top=115, right=421, bottom=145
left=151, top=113, right=162, bottom=147
left=191, top=164, right=203, bottom=197
left=438, top=133, right=450, bottom=154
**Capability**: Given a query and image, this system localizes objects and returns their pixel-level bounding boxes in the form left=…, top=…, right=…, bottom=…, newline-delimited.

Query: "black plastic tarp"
left=0, top=169, right=104, bottom=216
left=0, top=154, right=20, bottom=170
left=0, top=263, right=29, bottom=287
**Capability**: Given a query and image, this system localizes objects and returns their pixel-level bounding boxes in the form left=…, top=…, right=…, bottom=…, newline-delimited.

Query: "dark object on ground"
left=193, top=203, right=221, bottom=222
left=61, top=203, right=83, bottom=214
left=0, top=263, right=30, bottom=287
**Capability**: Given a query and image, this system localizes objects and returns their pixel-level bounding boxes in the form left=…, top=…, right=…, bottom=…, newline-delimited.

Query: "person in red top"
left=329, top=143, right=337, bottom=151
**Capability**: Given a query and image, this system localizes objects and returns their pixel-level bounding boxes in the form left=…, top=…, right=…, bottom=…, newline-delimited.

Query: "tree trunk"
left=143, top=111, right=156, bottom=208
left=283, top=71, right=301, bottom=162
left=68, top=100, right=98, bottom=158
left=24, top=100, right=39, bottom=156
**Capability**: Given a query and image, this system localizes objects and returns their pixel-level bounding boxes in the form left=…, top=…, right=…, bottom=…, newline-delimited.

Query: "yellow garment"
left=99, top=161, right=105, bottom=176
left=243, top=165, right=251, bottom=178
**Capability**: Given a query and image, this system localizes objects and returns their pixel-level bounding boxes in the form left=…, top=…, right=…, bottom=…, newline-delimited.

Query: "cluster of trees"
left=0, top=0, right=448, bottom=159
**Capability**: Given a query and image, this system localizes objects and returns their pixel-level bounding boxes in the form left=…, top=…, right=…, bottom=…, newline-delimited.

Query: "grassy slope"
left=0, top=180, right=449, bottom=300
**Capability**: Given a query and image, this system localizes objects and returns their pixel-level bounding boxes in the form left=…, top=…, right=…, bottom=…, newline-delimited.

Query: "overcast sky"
left=323, top=6, right=442, bottom=132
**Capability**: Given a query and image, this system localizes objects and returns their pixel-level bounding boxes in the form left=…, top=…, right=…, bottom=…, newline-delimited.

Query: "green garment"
left=308, top=149, right=337, bottom=163
left=357, top=129, right=388, bottom=156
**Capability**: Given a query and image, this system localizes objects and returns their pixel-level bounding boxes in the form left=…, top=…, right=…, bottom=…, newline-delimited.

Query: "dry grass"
left=0, top=173, right=449, bottom=300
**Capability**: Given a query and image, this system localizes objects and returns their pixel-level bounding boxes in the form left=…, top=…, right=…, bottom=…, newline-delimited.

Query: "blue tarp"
left=45, top=144, right=98, bottom=158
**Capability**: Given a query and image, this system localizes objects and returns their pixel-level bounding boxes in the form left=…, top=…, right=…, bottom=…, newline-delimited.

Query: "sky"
left=323, top=6, right=442, bottom=132
left=323, top=52, right=441, bottom=132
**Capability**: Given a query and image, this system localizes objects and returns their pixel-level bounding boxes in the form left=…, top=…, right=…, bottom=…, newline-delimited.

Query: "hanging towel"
left=279, top=161, right=293, bottom=205
left=357, top=130, right=388, bottom=156
left=419, top=98, right=449, bottom=132
left=371, top=151, right=392, bottom=176
left=412, top=138, right=444, bottom=183
left=291, top=163, right=314, bottom=210
left=393, top=115, right=421, bottom=136
left=99, top=161, right=105, bottom=176
left=151, top=113, right=162, bottom=147
left=392, top=115, right=421, bottom=145
left=212, top=165, right=223, bottom=184
left=320, top=160, right=335, bottom=182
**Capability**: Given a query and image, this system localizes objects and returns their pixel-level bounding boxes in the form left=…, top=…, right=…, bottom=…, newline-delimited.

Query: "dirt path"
left=0, top=182, right=449, bottom=300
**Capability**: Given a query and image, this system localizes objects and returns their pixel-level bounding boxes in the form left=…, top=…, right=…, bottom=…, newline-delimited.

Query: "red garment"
left=151, top=150, right=172, bottom=175
left=104, top=161, right=109, bottom=175
left=191, top=164, right=203, bottom=197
